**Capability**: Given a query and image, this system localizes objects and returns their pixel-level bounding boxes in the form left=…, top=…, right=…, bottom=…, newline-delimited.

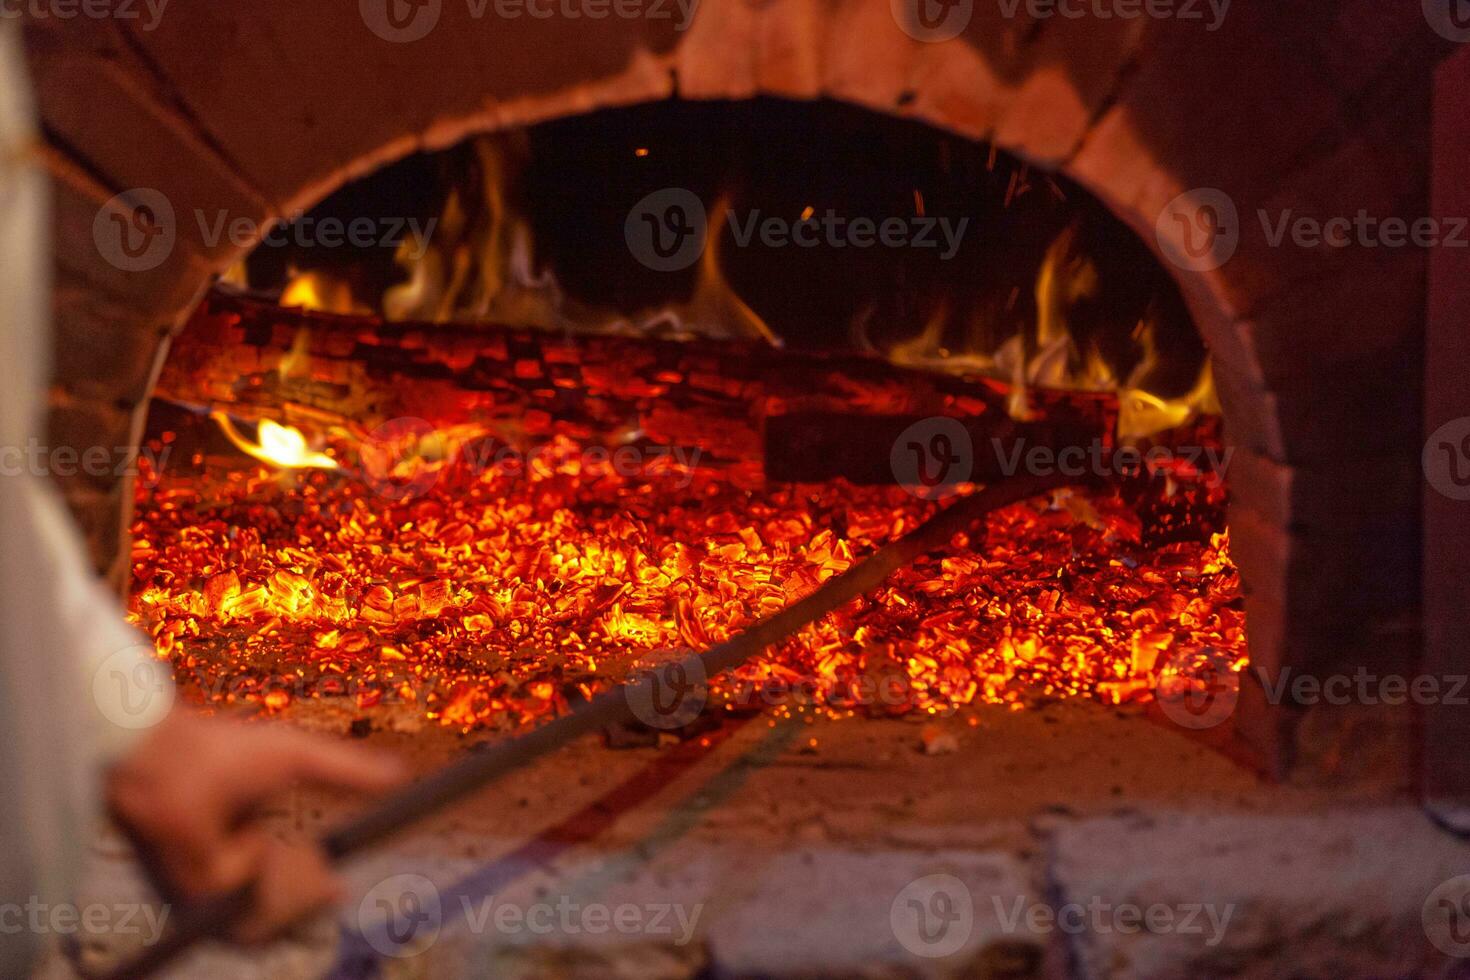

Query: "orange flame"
left=210, top=411, right=338, bottom=470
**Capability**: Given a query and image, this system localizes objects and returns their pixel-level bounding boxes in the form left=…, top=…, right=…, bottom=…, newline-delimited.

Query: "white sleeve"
left=28, top=477, right=175, bottom=763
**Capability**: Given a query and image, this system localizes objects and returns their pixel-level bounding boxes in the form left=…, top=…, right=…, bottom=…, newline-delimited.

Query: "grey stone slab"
left=1046, top=808, right=1470, bottom=979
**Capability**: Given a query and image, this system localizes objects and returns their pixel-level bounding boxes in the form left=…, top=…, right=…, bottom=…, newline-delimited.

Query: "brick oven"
left=14, top=3, right=1470, bottom=977
left=25, top=0, right=1454, bottom=779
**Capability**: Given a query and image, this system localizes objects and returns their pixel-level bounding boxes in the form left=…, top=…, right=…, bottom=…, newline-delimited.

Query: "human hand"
left=105, top=710, right=406, bottom=941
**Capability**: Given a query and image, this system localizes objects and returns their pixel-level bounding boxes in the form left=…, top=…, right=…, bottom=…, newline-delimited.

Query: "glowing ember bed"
left=127, top=293, right=1242, bottom=735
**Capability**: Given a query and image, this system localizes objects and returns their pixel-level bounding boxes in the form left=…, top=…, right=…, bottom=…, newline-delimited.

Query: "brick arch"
left=22, top=1, right=1446, bottom=772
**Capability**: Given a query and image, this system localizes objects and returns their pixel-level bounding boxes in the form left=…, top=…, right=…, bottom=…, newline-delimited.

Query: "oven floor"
left=49, top=701, right=1460, bottom=979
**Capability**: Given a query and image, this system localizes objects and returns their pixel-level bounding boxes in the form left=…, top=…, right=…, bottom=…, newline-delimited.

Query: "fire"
left=280, top=269, right=365, bottom=315
left=133, top=311, right=1243, bottom=731
left=210, top=411, right=338, bottom=470
left=887, top=221, right=1218, bottom=440
left=377, top=139, right=779, bottom=345
left=252, top=134, right=1208, bottom=439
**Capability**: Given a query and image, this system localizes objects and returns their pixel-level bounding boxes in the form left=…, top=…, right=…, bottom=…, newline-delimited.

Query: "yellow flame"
left=885, top=220, right=1216, bottom=439
left=673, top=196, right=780, bottom=346
left=1117, top=362, right=1218, bottom=442
left=271, top=138, right=1216, bottom=436
left=377, top=139, right=779, bottom=345
left=219, top=260, right=249, bottom=289
left=211, top=411, right=338, bottom=470
left=281, top=270, right=363, bottom=315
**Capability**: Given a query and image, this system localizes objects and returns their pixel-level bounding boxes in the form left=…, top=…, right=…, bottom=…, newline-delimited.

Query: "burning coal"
left=127, top=297, right=1244, bottom=733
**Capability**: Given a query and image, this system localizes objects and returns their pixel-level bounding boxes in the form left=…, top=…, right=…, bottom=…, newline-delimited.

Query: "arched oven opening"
left=128, top=98, right=1242, bottom=741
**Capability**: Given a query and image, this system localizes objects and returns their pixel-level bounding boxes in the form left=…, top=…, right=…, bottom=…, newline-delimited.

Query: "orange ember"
left=128, top=426, right=1242, bottom=733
